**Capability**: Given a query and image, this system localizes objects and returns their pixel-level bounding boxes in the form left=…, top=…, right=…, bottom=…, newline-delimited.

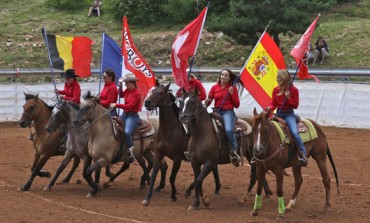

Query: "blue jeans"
left=109, top=108, right=117, bottom=117
left=119, top=112, right=140, bottom=149
left=217, top=109, right=237, bottom=152
left=277, top=111, right=306, bottom=157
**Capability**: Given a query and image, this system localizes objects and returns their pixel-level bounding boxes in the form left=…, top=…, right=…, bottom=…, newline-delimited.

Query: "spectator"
left=313, top=36, right=329, bottom=65
left=88, top=0, right=102, bottom=17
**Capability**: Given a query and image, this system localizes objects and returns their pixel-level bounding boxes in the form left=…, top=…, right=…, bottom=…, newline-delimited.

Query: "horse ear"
left=253, top=107, right=257, bottom=116
left=155, top=79, right=160, bottom=87
left=164, top=82, right=171, bottom=91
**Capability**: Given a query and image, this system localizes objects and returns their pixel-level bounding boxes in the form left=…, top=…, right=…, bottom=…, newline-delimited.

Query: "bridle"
left=181, top=94, right=206, bottom=123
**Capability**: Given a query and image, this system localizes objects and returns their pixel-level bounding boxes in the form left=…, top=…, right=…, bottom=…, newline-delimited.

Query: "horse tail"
left=326, top=143, right=340, bottom=196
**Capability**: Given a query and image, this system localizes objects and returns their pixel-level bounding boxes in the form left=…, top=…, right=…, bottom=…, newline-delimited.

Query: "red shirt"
left=208, top=83, right=240, bottom=110
left=116, top=87, right=141, bottom=113
left=268, top=85, right=299, bottom=111
left=176, top=78, right=206, bottom=101
left=100, top=82, right=118, bottom=109
left=58, top=79, right=81, bottom=104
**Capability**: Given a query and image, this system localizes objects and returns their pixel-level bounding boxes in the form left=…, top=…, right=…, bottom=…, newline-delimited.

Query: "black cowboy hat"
left=61, top=69, right=79, bottom=78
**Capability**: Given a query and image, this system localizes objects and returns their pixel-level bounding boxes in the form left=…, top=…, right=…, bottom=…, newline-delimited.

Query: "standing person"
left=110, top=74, right=141, bottom=163
left=87, top=0, right=102, bottom=17
left=54, top=69, right=81, bottom=152
left=54, top=69, right=81, bottom=105
left=313, top=36, right=329, bottom=65
left=265, top=69, right=307, bottom=166
left=176, top=73, right=206, bottom=101
left=205, top=69, right=243, bottom=167
left=99, top=68, right=118, bottom=117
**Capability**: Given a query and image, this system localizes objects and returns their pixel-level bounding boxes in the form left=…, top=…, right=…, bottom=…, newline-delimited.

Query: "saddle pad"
left=272, top=119, right=318, bottom=144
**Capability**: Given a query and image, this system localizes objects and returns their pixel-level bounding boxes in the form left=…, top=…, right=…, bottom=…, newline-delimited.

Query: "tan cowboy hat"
left=119, top=74, right=137, bottom=82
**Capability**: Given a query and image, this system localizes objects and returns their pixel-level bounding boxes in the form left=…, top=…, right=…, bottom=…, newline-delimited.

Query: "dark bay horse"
left=73, top=91, right=158, bottom=197
left=143, top=83, right=223, bottom=206
left=250, top=108, right=340, bottom=219
left=19, top=93, right=79, bottom=191
left=178, top=92, right=272, bottom=210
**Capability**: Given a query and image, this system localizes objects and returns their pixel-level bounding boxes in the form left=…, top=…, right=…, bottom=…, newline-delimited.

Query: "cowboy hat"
left=119, top=74, right=137, bottom=82
left=60, top=69, right=79, bottom=78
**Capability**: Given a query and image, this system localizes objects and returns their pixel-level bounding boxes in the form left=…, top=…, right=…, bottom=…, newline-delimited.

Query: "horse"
left=18, top=93, right=79, bottom=191
left=44, top=99, right=114, bottom=192
left=178, top=91, right=273, bottom=210
left=250, top=108, right=340, bottom=219
left=73, top=91, right=159, bottom=197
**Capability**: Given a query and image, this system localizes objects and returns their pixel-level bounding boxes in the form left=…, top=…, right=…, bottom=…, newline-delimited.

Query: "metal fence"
left=1, top=67, right=370, bottom=82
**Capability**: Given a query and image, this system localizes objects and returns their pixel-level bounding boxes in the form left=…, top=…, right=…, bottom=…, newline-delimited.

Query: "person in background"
left=176, top=73, right=206, bottom=101
left=265, top=69, right=307, bottom=167
left=205, top=69, right=243, bottom=167
left=54, top=69, right=81, bottom=105
left=99, top=68, right=118, bottom=117
left=110, top=74, right=141, bottom=163
left=87, top=0, right=102, bottom=17
left=313, top=36, right=329, bottom=65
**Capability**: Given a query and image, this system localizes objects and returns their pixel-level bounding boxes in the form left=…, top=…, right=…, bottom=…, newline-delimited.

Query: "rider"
left=53, top=69, right=81, bottom=152
left=99, top=68, right=118, bottom=117
left=265, top=69, right=308, bottom=167
left=110, top=74, right=141, bottom=164
left=205, top=69, right=243, bottom=167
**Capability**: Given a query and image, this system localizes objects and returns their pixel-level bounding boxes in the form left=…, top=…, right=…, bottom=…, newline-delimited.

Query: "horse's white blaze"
left=256, top=124, right=261, bottom=153
left=182, top=97, right=190, bottom=113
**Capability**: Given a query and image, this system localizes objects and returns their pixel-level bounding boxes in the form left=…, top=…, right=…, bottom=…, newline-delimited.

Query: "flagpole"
left=188, top=3, right=209, bottom=80
left=99, top=32, right=105, bottom=93
left=42, top=26, right=57, bottom=90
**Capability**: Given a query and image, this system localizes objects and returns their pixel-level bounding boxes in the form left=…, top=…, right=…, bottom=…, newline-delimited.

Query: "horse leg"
left=315, top=155, right=332, bottom=210
left=105, top=165, right=114, bottom=178
left=85, top=160, right=104, bottom=198
left=94, top=167, right=101, bottom=184
left=60, top=155, right=80, bottom=184
left=142, top=152, right=164, bottom=206
left=143, top=150, right=153, bottom=185
left=169, top=156, right=182, bottom=202
left=137, top=156, right=149, bottom=190
left=198, top=161, right=214, bottom=208
left=188, top=159, right=202, bottom=211
left=156, top=159, right=168, bottom=192
left=30, top=153, right=50, bottom=178
left=250, top=166, right=267, bottom=217
left=286, top=165, right=303, bottom=211
left=19, top=154, right=50, bottom=191
left=103, top=162, right=130, bottom=188
left=212, top=166, right=221, bottom=195
left=43, top=153, right=73, bottom=192
left=275, top=169, right=285, bottom=219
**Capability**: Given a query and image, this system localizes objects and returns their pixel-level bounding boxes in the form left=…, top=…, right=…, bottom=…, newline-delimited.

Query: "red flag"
left=290, top=15, right=320, bottom=83
left=240, top=32, right=286, bottom=108
left=171, top=7, right=208, bottom=89
left=122, top=16, right=156, bottom=109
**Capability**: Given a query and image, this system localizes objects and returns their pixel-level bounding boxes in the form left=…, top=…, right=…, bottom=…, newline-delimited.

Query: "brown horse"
left=178, top=91, right=272, bottom=210
left=143, top=83, right=226, bottom=206
left=19, top=93, right=79, bottom=191
left=73, top=91, right=158, bottom=197
left=250, top=108, right=340, bottom=219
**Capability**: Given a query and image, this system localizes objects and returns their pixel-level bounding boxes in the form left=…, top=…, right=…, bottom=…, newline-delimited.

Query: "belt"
left=125, top=112, right=138, bottom=116
left=277, top=109, right=293, bottom=114
left=214, top=108, right=234, bottom=112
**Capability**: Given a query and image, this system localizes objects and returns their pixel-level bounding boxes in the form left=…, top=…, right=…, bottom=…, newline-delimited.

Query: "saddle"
left=111, top=116, right=155, bottom=140
left=210, top=112, right=252, bottom=136
left=272, top=118, right=318, bottom=144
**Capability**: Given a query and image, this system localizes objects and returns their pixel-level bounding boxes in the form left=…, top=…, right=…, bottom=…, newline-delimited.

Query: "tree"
left=207, top=0, right=336, bottom=46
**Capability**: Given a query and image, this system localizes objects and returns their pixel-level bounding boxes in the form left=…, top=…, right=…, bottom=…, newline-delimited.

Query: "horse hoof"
left=140, top=184, right=146, bottom=190
left=188, top=205, right=198, bottom=211
left=57, top=180, right=68, bottom=185
left=86, top=193, right=95, bottom=198
left=214, top=190, right=220, bottom=196
left=154, top=187, right=162, bottom=192
left=184, top=191, right=191, bottom=198
left=249, top=210, right=258, bottom=216
left=17, top=187, right=26, bottom=192
left=240, top=194, right=248, bottom=203
left=42, top=186, right=51, bottom=192
left=201, top=195, right=210, bottom=207
left=276, top=214, right=284, bottom=220
left=76, top=180, right=82, bottom=184
left=103, top=182, right=110, bottom=189
left=142, top=200, right=150, bottom=206
left=285, top=208, right=292, bottom=213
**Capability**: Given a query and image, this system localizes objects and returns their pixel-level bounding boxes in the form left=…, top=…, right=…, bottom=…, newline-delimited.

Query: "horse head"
left=20, top=93, right=52, bottom=128
left=144, top=82, right=171, bottom=111
left=179, top=91, right=202, bottom=125
left=73, top=91, right=99, bottom=127
left=252, top=107, right=272, bottom=156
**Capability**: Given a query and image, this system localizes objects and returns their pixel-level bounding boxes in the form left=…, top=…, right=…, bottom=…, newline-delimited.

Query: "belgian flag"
left=42, top=28, right=93, bottom=78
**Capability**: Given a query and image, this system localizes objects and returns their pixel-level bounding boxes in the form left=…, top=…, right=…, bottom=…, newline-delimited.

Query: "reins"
left=82, top=106, right=113, bottom=129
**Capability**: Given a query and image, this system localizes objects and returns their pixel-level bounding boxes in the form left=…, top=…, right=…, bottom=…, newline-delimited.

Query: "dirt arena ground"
left=0, top=122, right=369, bottom=223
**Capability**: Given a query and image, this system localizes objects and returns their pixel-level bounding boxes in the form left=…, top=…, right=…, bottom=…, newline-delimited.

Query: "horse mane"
left=82, top=91, right=94, bottom=100
left=169, top=93, right=180, bottom=116
left=24, top=92, right=54, bottom=112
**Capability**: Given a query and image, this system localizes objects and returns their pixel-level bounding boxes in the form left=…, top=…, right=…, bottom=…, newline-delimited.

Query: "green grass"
left=1, top=0, right=370, bottom=71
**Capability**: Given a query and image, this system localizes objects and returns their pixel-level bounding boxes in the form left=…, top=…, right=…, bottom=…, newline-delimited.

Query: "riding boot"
left=297, top=149, right=308, bottom=167
left=127, top=146, right=135, bottom=163
left=229, top=146, right=240, bottom=167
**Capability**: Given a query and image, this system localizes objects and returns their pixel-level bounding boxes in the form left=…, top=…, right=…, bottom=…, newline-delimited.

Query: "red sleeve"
left=58, top=83, right=68, bottom=95
left=195, top=80, right=206, bottom=101
left=287, top=86, right=299, bottom=109
left=116, top=90, right=141, bottom=111
left=63, top=84, right=81, bottom=104
left=230, top=86, right=240, bottom=108
left=100, top=85, right=118, bottom=108
left=268, top=87, right=277, bottom=111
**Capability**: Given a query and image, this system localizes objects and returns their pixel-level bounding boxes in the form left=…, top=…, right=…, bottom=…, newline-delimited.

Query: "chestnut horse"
left=250, top=108, right=340, bottom=219
left=178, top=91, right=272, bottom=210
left=73, top=91, right=159, bottom=197
left=19, top=93, right=79, bottom=191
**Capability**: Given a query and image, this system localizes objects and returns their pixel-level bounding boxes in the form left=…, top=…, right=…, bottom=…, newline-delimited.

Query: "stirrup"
left=298, top=156, right=308, bottom=167
left=184, top=151, right=191, bottom=162
left=128, top=147, right=135, bottom=163
left=229, top=151, right=240, bottom=167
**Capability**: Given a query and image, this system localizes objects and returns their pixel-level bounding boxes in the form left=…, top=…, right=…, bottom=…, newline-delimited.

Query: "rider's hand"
left=110, top=103, right=116, bottom=108
left=284, top=91, right=290, bottom=99
left=228, top=86, right=234, bottom=95
left=54, top=89, right=58, bottom=94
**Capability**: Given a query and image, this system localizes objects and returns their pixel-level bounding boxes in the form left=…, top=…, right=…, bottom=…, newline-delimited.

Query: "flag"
left=41, top=28, right=93, bottom=78
left=122, top=16, right=156, bottom=109
left=171, top=7, right=208, bottom=89
left=290, top=15, right=320, bottom=83
left=240, top=32, right=286, bottom=108
left=101, top=33, right=122, bottom=85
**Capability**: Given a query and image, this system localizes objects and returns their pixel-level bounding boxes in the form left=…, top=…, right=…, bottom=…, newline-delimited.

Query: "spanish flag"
left=240, top=32, right=286, bottom=108
left=42, top=28, right=93, bottom=78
